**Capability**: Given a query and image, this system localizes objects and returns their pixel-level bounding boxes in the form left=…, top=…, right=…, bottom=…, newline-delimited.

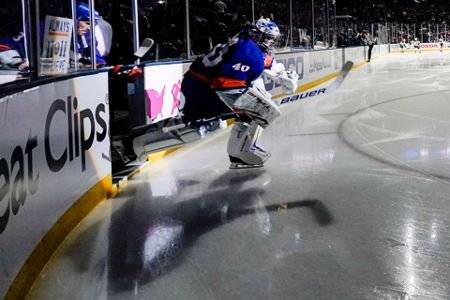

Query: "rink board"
left=0, top=72, right=111, bottom=299
left=390, top=42, right=450, bottom=52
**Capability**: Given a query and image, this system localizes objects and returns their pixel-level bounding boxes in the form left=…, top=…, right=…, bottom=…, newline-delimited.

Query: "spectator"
left=75, top=2, right=107, bottom=67
left=0, top=2, right=107, bottom=71
left=0, top=32, right=28, bottom=70
left=213, top=0, right=227, bottom=15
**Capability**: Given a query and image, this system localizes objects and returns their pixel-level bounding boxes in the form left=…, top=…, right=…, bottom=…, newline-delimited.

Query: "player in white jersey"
left=438, top=36, right=444, bottom=52
left=412, top=38, right=421, bottom=54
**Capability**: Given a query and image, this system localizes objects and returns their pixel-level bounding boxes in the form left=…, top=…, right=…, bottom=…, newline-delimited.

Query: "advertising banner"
left=143, top=63, right=190, bottom=124
left=0, top=72, right=110, bottom=299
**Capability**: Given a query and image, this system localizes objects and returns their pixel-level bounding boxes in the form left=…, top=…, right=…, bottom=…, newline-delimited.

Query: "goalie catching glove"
left=264, top=62, right=299, bottom=94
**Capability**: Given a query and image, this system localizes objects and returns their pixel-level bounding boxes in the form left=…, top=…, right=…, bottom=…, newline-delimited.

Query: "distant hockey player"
left=399, top=38, right=406, bottom=53
left=362, top=30, right=375, bottom=62
left=412, top=37, right=421, bottom=54
left=438, top=36, right=444, bottom=52
left=180, top=18, right=299, bottom=169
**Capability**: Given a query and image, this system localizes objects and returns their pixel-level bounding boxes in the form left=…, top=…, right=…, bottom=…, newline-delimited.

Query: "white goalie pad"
left=227, top=120, right=270, bottom=166
left=215, top=88, right=247, bottom=108
left=232, top=84, right=280, bottom=128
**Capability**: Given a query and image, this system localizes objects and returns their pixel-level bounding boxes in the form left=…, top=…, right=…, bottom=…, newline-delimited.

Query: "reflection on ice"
left=340, top=88, right=450, bottom=179
left=143, top=221, right=184, bottom=268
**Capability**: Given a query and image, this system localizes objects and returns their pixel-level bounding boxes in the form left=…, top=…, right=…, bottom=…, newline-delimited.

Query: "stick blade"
left=134, top=38, right=154, bottom=58
left=339, top=60, right=354, bottom=79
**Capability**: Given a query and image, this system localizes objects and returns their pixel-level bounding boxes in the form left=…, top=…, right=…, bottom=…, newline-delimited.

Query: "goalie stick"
left=277, top=60, right=354, bottom=105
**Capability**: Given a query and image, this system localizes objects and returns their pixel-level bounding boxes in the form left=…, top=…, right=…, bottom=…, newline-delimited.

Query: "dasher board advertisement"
left=143, top=63, right=190, bottom=124
left=0, top=72, right=110, bottom=299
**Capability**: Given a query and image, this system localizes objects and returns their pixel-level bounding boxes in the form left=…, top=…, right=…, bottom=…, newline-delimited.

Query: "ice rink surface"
left=28, top=52, right=450, bottom=300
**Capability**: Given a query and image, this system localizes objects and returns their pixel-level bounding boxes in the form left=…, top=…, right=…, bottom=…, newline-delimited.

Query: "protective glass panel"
left=189, top=0, right=252, bottom=57
left=292, top=0, right=313, bottom=50
left=313, top=0, right=329, bottom=49
left=0, top=0, right=28, bottom=85
left=254, top=0, right=291, bottom=52
left=109, top=0, right=187, bottom=63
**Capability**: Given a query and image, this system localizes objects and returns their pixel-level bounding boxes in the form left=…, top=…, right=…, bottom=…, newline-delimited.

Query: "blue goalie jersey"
left=188, top=34, right=274, bottom=90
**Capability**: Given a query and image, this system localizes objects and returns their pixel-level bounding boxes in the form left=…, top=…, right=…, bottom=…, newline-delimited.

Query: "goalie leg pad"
left=227, top=120, right=270, bottom=167
left=232, top=84, right=281, bottom=128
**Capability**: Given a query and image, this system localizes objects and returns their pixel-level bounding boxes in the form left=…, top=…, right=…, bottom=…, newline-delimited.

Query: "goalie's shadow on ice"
left=106, top=169, right=334, bottom=293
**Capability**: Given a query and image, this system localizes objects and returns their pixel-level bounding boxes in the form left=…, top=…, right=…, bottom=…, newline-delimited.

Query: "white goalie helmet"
left=255, top=18, right=280, bottom=52
left=256, top=18, right=280, bottom=39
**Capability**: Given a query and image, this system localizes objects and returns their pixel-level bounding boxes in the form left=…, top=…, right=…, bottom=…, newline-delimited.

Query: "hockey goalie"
left=181, top=18, right=299, bottom=169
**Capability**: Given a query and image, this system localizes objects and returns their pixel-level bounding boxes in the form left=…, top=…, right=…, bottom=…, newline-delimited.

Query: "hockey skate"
left=229, top=155, right=265, bottom=169
left=228, top=146, right=271, bottom=169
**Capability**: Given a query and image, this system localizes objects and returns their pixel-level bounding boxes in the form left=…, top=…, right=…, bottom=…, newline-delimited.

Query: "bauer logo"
left=280, top=88, right=326, bottom=105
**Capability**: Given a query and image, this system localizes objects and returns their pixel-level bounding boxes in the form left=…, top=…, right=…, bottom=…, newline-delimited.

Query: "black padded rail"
left=0, top=68, right=110, bottom=99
